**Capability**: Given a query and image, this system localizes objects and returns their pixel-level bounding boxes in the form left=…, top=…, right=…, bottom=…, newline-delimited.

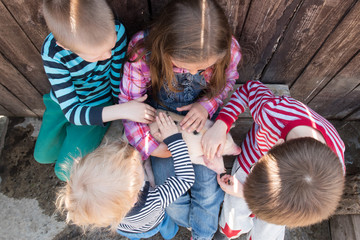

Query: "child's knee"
left=33, top=148, right=56, bottom=164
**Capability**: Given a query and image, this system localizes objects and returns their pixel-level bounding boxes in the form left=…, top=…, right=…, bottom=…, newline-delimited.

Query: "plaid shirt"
left=119, top=31, right=242, bottom=160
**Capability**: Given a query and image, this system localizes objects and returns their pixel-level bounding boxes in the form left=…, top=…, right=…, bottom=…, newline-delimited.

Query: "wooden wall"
left=0, top=0, right=359, bottom=119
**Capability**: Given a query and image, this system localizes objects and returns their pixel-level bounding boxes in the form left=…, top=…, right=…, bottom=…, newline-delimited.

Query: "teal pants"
left=34, top=94, right=110, bottom=181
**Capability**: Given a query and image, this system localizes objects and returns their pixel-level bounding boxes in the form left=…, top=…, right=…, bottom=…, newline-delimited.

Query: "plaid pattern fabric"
left=119, top=31, right=242, bottom=159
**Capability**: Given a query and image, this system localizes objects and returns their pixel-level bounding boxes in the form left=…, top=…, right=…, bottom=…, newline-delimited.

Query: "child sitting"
left=56, top=112, right=195, bottom=239
left=34, top=0, right=155, bottom=181
left=202, top=80, right=345, bottom=240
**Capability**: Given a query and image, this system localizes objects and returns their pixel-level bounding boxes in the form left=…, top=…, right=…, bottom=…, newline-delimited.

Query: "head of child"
left=56, top=141, right=144, bottom=231
left=142, top=0, right=233, bottom=99
left=243, top=137, right=344, bottom=227
left=43, top=0, right=116, bottom=62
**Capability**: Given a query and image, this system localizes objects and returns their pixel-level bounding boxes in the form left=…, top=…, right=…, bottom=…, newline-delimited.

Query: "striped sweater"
left=117, top=133, right=195, bottom=233
left=41, top=21, right=127, bottom=126
left=217, top=80, right=345, bottom=174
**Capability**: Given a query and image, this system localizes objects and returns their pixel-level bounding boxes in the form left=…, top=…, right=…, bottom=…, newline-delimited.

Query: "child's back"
left=35, top=0, right=155, bottom=181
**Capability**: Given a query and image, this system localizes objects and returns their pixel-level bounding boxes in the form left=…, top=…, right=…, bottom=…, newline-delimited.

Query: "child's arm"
left=118, top=32, right=162, bottom=160
left=109, top=21, right=127, bottom=101
left=155, top=113, right=195, bottom=208
left=102, top=94, right=156, bottom=123
left=202, top=80, right=275, bottom=160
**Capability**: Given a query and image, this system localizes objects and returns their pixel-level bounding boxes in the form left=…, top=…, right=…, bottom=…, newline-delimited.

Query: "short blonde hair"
left=56, top=141, right=144, bottom=231
left=43, top=0, right=115, bottom=51
left=243, top=137, right=344, bottom=227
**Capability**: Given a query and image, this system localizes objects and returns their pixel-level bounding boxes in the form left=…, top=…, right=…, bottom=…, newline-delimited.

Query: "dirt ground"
left=0, top=117, right=358, bottom=240
left=0, top=118, right=190, bottom=240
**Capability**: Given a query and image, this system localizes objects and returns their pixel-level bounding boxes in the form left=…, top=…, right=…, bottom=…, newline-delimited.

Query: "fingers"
left=196, top=119, right=206, bottom=132
left=176, top=104, right=192, bottom=112
left=156, top=112, right=175, bottom=129
left=217, top=174, right=230, bottom=189
left=181, top=114, right=203, bottom=132
left=202, top=140, right=216, bottom=160
left=216, top=144, right=225, bottom=158
left=134, top=94, right=148, bottom=102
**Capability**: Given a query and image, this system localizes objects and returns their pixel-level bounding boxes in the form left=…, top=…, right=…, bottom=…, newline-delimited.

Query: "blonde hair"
left=43, top=0, right=115, bottom=51
left=243, top=137, right=344, bottom=227
left=56, top=141, right=144, bottom=231
left=130, top=0, right=233, bottom=102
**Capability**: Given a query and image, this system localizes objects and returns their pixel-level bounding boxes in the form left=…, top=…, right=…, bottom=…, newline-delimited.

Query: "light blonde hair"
left=43, top=0, right=115, bottom=51
left=56, top=141, right=144, bottom=231
left=243, top=137, right=344, bottom=227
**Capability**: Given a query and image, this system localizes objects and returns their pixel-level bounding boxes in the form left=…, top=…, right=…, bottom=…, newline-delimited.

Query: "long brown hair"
left=130, top=0, right=232, bottom=101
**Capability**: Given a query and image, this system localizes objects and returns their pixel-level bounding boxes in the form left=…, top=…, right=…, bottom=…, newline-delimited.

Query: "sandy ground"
left=0, top=117, right=358, bottom=240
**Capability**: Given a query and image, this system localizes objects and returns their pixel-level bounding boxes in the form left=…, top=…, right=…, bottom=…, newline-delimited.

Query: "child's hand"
left=201, top=120, right=228, bottom=160
left=156, top=112, right=179, bottom=139
left=217, top=174, right=244, bottom=198
left=151, top=143, right=172, bottom=158
left=126, top=95, right=156, bottom=123
left=102, top=95, right=155, bottom=123
left=177, top=102, right=208, bottom=133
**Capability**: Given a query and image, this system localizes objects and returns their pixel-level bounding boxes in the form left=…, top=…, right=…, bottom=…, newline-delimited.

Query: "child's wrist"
left=163, top=133, right=182, bottom=145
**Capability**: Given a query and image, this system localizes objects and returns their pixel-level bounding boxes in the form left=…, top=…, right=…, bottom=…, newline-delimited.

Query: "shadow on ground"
left=2, top=118, right=357, bottom=239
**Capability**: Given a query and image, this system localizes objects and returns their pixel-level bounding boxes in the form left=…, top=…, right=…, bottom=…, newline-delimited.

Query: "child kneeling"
left=56, top=112, right=195, bottom=239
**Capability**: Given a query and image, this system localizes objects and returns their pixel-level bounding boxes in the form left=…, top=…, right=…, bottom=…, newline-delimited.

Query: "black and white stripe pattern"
left=117, top=133, right=195, bottom=233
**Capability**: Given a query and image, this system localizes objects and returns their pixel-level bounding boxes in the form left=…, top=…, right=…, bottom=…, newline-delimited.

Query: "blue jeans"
left=116, top=213, right=178, bottom=240
left=151, top=157, right=224, bottom=240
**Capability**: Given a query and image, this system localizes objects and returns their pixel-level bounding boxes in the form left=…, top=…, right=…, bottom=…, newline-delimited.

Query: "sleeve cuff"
left=163, top=133, right=183, bottom=145
left=199, top=100, right=217, bottom=118
left=137, top=135, right=160, bottom=160
left=216, top=113, right=234, bottom=133
left=89, top=106, right=105, bottom=126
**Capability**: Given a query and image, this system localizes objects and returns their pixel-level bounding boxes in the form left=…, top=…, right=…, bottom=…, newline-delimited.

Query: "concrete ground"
left=0, top=116, right=358, bottom=240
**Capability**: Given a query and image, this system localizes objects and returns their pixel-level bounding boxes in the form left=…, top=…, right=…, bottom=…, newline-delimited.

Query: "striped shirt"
left=217, top=80, right=345, bottom=174
left=117, top=133, right=195, bottom=233
left=118, top=31, right=242, bottom=160
left=41, top=21, right=127, bottom=126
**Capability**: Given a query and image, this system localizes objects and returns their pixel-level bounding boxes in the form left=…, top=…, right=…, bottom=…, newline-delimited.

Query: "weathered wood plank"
left=150, top=0, right=250, bottom=37
left=290, top=1, right=360, bottom=103
left=0, top=1, right=49, bottom=95
left=2, top=0, right=48, bottom=52
left=352, top=215, right=360, bottom=240
left=217, top=0, right=251, bottom=36
left=149, top=0, right=171, bottom=16
left=307, top=52, right=360, bottom=119
left=107, top=0, right=150, bottom=37
left=237, top=0, right=302, bottom=82
left=330, top=215, right=360, bottom=240
left=0, top=53, right=44, bottom=117
left=0, top=84, right=36, bottom=117
left=335, top=175, right=360, bottom=215
left=0, top=104, right=13, bottom=117
left=262, top=0, right=353, bottom=85
left=346, top=108, right=360, bottom=121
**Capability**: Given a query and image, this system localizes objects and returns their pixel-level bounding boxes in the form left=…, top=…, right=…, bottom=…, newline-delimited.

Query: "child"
left=56, top=112, right=195, bottom=240
left=202, top=80, right=345, bottom=240
left=118, top=0, right=241, bottom=239
left=34, top=0, right=156, bottom=181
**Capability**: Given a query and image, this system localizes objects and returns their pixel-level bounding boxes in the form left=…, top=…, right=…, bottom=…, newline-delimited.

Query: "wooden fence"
left=0, top=0, right=359, bottom=119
